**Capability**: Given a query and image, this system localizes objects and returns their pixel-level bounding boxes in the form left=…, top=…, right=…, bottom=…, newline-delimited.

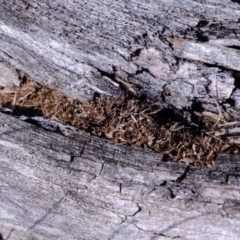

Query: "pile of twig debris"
left=0, top=76, right=239, bottom=166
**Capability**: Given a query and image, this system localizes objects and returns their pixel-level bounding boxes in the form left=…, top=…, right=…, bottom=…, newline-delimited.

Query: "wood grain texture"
left=1, top=1, right=240, bottom=239
left=0, top=113, right=240, bottom=239
left=0, top=0, right=240, bottom=118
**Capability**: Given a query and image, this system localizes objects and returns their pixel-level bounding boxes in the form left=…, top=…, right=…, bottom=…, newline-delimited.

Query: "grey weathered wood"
left=0, top=113, right=240, bottom=240
left=1, top=0, right=240, bottom=118
left=1, top=0, right=240, bottom=239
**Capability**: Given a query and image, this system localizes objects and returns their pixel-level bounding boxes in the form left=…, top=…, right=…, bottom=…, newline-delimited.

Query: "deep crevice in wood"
left=0, top=76, right=239, bottom=167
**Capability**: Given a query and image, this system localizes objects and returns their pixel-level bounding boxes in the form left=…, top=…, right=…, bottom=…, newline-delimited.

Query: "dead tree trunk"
left=0, top=0, right=240, bottom=239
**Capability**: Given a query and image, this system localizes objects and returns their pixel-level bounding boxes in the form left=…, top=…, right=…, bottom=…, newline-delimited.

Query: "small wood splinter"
left=209, top=87, right=227, bottom=129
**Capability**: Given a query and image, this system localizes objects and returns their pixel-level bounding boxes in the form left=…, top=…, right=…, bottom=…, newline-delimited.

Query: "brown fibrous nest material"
left=0, top=77, right=239, bottom=167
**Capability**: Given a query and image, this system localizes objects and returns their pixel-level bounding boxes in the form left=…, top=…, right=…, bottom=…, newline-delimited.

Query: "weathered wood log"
left=0, top=113, right=240, bottom=240
left=1, top=0, right=240, bottom=117
left=1, top=0, right=240, bottom=239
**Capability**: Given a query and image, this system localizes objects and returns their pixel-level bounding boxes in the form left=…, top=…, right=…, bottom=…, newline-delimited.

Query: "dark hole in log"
left=191, top=99, right=204, bottom=113
left=160, top=181, right=167, bottom=186
left=231, top=0, right=240, bottom=4
left=226, top=45, right=240, bottom=51
left=197, top=20, right=209, bottom=28
left=130, top=48, right=143, bottom=58
left=93, top=91, right=101, bottom=100
left=162, top=155, right=169, bottom=162
left=197, top=34, right=209, bottom=42
left=225, top=97, right=235, bottom=106
left=233, top=73, right=240, bottom=88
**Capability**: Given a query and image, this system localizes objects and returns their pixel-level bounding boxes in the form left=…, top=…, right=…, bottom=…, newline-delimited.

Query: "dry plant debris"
left=0, top=76, right=239, bottom=167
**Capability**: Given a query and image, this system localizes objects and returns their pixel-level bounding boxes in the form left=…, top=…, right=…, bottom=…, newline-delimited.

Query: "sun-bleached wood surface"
left=1, top=0, right=240, bottom=116
left=1, top=0, right=240, bottom=239
left=0, top=113, right=240, bottom=240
